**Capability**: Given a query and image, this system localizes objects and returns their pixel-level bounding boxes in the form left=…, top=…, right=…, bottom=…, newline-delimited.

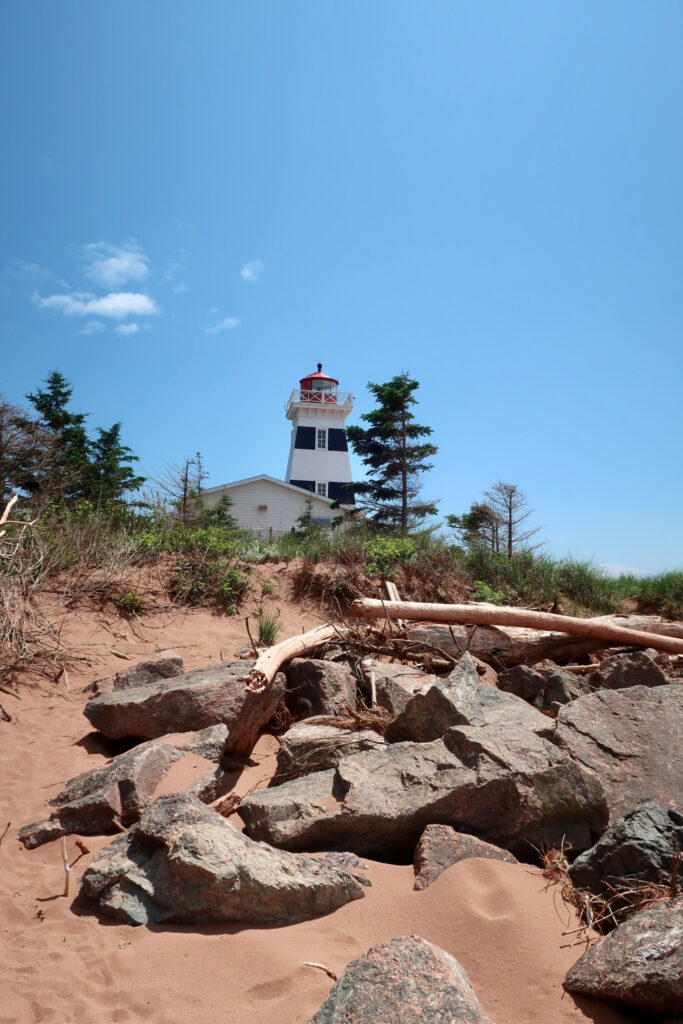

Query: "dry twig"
left=301, top=961, right=338, bottom=981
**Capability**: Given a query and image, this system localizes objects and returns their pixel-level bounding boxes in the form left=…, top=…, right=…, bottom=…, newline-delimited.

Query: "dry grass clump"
left=542, top=840, right=680, bottom=941
left=308, top=704, right=392, bottom=737
left=291, top=535, right=471, bottom=614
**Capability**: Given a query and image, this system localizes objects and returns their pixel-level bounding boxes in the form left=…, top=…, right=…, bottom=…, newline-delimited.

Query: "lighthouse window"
left=316, top=429, right=327, bottom=450
left=316, top=482, right=327, bottom=497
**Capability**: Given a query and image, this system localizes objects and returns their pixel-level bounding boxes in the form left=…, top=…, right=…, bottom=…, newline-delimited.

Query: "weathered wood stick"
left=61, top=836, right=70, bottom=897
left=350, top=600, right=683, bottom=655
left=244, top=624, right=346, bottom=692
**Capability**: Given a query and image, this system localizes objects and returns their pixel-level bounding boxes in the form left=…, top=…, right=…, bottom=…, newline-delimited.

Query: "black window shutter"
left=327, top=428, right=348, bottom=452
left=327, top=481, right=356, bottom=504
left=289, top=479, right=315, bottom=493
left=295, top=426, right=315, bottom=450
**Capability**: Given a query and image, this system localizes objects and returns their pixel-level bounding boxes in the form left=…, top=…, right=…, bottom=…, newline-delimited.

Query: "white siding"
left=202, top=479, right=336, bottom=538
left=285, top=409, right=353, bottom=484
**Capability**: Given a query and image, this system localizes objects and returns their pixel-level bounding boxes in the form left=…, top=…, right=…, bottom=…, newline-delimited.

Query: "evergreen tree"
left=22, top=371, right=144, bottom=504
left=446, top=503, right=500, bottom=552
left=84, top=423, right=146, bottom=501
left=25, top=371, right=91, bottom=499
left=345, top=373, right=438, bottom=533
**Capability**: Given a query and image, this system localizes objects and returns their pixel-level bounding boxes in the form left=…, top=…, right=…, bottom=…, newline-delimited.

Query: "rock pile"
left=20, top=633, right=683, bottom=1018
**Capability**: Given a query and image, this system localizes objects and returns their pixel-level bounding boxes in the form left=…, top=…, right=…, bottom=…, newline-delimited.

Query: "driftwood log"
left=350, top=600, right=683, bottom=664
left=244, top=624, right=347, bottom=692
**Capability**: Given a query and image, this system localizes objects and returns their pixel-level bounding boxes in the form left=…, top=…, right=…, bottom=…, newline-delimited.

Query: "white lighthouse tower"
left=285, top=363, right=355, bottom=504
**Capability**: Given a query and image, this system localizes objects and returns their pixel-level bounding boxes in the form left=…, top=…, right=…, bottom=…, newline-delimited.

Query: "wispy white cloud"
left=241, top=259, right=265, bottom=283
left=6, top=259, right=51, bottom=277
left=115, top=323, right=140, bottom=335
left=80, top=321, right=106, bottom=334
left=37, top=291, right=159, bottom=319
left=173, top=282, right=189, bottom=294
left=83, top=242, right=149, bottom=289
left=205, top=316, right=240, bottom=334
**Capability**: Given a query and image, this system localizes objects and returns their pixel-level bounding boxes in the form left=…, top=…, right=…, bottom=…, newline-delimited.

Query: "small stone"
left=413, top=824, right=517, bottom=890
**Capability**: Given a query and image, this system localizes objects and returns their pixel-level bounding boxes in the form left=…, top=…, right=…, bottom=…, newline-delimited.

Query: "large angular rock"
left=385, top=653, right=547, bottom=743
left=497, top=664, right=546, bottom=702
left=274, top=719, right=386, bottom=783
left=413, top=824, right=517, bottom=891
left=551, top=685, right=683, bottom=822
left=84, top=660, right=285, bottom=755
left=569, top=801, right=683, bottom=894
left=239, top=723, right=607, bottom=859
left=564, top=897, right=683, bottom=1014
left=371, top=663, right=439, bottom=717
left=86, top=649, right=185, bottom=696
left=538, top=662, right=593, bottom=708
left=80, top=793, right=365, bottom=926
left=498, top=661, right=592, bottom=713
left=112, top=649, right=185, bottom=690
left=18, top=725, right=228, bottom=848
left=589, top=649, right=675, bottom=691
left=308, top=935, right=496, bottom=1024
left=284, top=658, right=357, bottom=718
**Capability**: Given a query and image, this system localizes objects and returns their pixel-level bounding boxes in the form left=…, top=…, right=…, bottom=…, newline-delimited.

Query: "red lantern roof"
left=299, top=363, right=339, bottom=387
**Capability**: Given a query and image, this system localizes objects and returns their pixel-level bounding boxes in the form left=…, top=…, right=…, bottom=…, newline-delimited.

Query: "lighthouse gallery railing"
left=286, top=389, right=353, bottom=413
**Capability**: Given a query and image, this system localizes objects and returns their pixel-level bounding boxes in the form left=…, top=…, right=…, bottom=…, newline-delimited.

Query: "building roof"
left=201, top=474, right=353, bottom=507
left=300, top=362, right=339, bottom=386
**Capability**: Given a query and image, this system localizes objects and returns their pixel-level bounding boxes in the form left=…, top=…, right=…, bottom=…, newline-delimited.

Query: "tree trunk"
left=349, top=599, right=683, bottom=658
left=243, top=624, right=346, bottom=692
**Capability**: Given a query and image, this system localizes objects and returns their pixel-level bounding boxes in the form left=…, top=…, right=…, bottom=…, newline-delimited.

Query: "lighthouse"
left=199, top=363, right=355, bottom=536
left=285, top=363, right=355, bottom=503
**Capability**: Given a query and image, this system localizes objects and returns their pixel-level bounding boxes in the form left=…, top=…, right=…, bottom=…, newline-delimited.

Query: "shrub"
left=255, top=608, right=280, bottom=646
left=114, top=590, right=145, bottom=615
left=473, top=580, right=505, bottom=605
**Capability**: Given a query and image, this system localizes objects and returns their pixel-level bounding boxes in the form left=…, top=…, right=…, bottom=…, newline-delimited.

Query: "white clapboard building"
left=201, top=364, right=356, bottom=538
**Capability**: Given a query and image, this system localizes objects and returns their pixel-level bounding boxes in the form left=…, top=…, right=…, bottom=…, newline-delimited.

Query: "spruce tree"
left=26, top=371, right=91, bottom=499
left=24, top=371, right=145, bottom=504
left=85, top=423, right=146, bottom=502
left=345, top=373, right=438, bottom=533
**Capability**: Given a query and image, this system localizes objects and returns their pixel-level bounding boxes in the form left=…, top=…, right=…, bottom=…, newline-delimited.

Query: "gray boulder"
left=498, top=661, right=592, bottom=713
left=589, top=648, right=675, bottom=691
left=80, top=793, right=365, bottom=926
left=112, top=649, right=185, bottom=690
left=497, top=664, right=546, bottom=702
left=274, top=719, right=386, bottom=783
left=564, top=897, right=683, bottom=1014
left=84, top=660, right=285, bottom=755
left=239, top=722, right=607, bottom=859
left=539, top=662, right=593, bottom=708
left=284, top=658, right=357, bottom=718
left=569, top=801, right=683, bottom=894
left=551, top=684, right=683, bottom=822
left=385, top=652, right=547, bottom=743
left=86, top=649, right=184, bottom=696
left=413, top=824, right=518, bottom=890
left=18, top=725, right=228, bottom=848
left=308, top=935, right=496, bottom=1024
left=371, top=663, right=439, bottom=717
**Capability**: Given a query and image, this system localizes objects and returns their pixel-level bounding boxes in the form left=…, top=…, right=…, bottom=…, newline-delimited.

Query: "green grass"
left=4, top=500, right=682, bottom=622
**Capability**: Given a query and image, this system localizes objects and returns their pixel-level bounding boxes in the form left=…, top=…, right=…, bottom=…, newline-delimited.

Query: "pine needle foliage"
left=345, top=373, right=438, bottom=533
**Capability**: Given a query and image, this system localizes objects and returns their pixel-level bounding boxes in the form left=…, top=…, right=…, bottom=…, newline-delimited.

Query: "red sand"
left=1, top=602, right=634, bottom=1024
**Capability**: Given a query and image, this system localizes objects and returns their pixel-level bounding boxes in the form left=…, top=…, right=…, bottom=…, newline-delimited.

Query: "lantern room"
left=298, top=363, right=339, bottom=404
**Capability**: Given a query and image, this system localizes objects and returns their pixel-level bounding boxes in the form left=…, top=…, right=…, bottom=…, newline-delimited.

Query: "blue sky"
left=1, top=1, right=681, bottom=574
